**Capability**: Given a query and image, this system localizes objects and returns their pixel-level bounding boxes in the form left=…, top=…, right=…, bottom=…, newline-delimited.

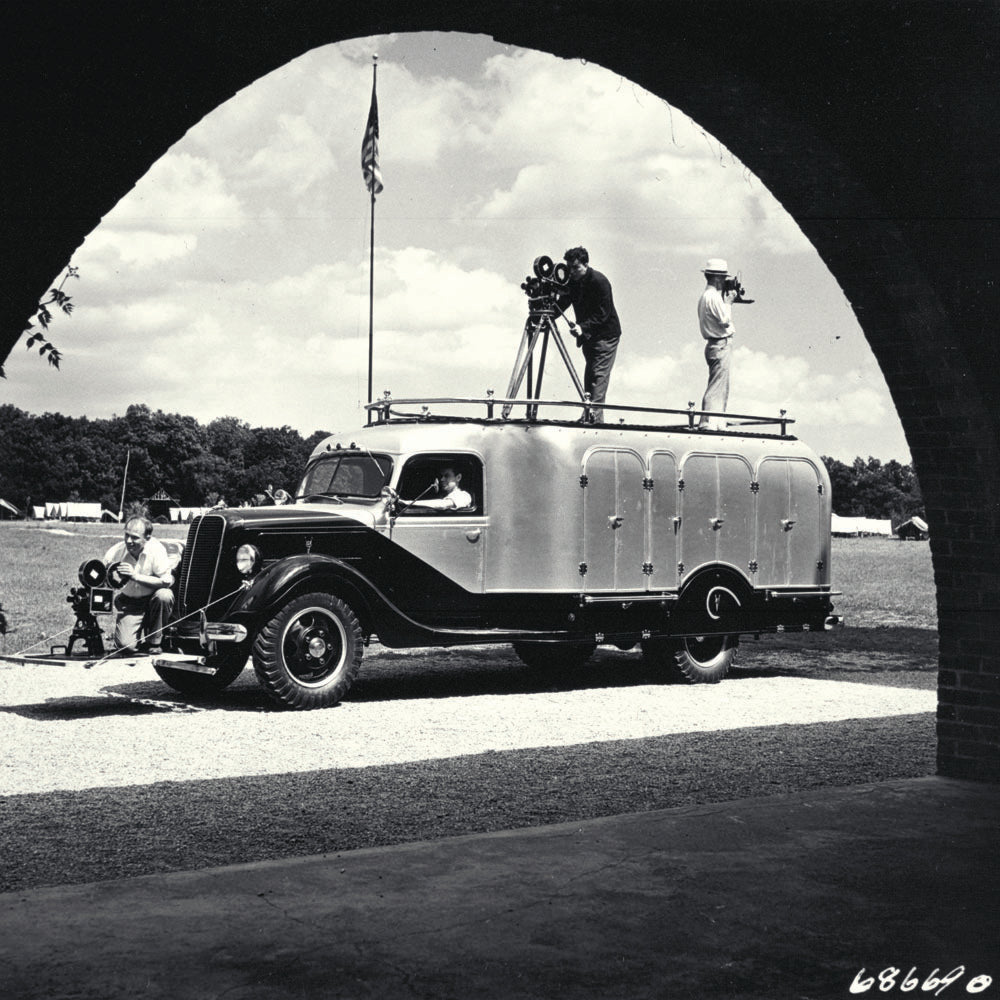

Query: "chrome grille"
left=177, top=514, right=226, bottom=617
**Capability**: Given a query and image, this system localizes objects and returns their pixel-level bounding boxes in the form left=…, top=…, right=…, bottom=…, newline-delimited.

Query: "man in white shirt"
left=697, top=257, right=738, bottom=430
left=102, top=515, right=176, bottom=654
left=408, top=466, right=473, bottom=511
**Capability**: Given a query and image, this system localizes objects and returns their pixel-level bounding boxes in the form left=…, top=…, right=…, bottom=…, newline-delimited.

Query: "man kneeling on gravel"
left=102, top=515, right=175, bottom=656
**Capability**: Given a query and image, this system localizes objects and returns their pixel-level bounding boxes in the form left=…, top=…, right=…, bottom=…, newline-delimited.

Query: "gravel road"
left=0, top=635, right=938, bottom=893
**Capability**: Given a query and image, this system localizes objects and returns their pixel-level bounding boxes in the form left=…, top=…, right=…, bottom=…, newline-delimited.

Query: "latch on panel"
left=608, top=515, right=623, bottom=530
left=781, top=519, right=796, bottom=532
left=711, top=517, right=725, bottom=530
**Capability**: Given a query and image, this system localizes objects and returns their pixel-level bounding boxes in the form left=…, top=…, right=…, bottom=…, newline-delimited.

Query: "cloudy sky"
left=3, top=31, right=909, bottom=462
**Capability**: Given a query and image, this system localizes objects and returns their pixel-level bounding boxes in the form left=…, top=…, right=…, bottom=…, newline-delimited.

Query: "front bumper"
left=151, top=652, right=214, bottom=674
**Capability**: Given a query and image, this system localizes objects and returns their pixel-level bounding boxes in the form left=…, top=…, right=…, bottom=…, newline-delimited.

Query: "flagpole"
left=367, top=54, right=378, bottom=411
left=118, top=447, right=130, bottom=522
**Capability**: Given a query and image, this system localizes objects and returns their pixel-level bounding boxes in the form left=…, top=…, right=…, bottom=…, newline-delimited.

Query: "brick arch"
left=4, top=3, right=997, bottom=778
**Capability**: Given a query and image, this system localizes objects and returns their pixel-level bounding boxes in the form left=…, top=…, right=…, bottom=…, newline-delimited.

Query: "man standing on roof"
left=558, top=246, right=622, bottom=423
left=697, top=257, right=738, bottom=430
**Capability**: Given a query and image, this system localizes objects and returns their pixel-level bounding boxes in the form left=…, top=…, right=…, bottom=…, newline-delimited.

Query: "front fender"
left=236, top=555, right=374, bottom=622
left=227, top=554, right=483, bottom=648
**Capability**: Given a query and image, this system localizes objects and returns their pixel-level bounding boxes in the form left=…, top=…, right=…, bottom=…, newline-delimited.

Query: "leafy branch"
left=1, top=265, right=79, bottom=378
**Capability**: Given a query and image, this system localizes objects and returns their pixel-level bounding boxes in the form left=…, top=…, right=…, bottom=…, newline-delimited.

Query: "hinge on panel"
left=749, top=560, right=759, bottom=574
left=642, top=562, right=653, bottom=575
left=750, top=481, right=760, bottom=493
left=677, top=561, right=685, bottom=577
left=579, top=475, right=588, bottom=488
left=817, top=559, right=825, bottom=571
left=642, top=477, right=654, bottom=491
left=678, top=478, right=685, bottom=492
left=579, top=562, right=588, bottom=576
left=818, top=483, right=824, bottom=494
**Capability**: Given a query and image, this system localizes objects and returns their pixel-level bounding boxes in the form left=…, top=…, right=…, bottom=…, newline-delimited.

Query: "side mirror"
left=380, top=485, right=399, bottom=514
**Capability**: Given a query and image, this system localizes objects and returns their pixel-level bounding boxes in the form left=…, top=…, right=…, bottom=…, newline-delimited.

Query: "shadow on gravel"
left=0, top=695, right=167, bottom=720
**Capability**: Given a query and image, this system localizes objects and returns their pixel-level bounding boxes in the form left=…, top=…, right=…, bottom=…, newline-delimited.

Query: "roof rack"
left=365, top=393, right=795, bottom=436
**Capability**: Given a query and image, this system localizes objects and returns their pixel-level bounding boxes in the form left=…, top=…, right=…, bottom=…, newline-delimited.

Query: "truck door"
left=647, top=450, right=679, bottom=590
left=678, top=453, right=754, bottom=578
left=755, top=457, right=825, bottom=586
left=391, top=454, right=486, bottom=594
left=581, top=448, right=646, bottom=592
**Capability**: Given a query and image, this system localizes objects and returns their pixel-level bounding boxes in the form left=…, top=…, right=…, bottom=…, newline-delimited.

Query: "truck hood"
left=219, top=503, right=381, bottom=532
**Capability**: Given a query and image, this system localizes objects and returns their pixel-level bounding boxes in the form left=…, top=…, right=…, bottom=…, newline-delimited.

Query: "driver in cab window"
left=406, top=466, right=472, bottom=512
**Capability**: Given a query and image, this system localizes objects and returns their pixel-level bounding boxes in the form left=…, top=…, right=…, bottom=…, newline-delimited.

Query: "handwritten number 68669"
left=849, top=967, right=994, bottom=995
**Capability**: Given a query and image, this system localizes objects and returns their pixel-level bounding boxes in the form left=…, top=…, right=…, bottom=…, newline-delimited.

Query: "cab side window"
left=397, top=455, right=483, bottom=515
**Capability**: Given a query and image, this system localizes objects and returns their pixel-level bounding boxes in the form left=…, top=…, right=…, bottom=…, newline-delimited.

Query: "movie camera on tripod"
left=520, top=255, right=570, bottom=308
left=504, top=255, right=590, bottom=418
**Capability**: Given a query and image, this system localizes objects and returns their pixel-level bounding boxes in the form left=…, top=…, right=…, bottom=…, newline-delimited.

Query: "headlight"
left=235, top=544, right=262, bottom=576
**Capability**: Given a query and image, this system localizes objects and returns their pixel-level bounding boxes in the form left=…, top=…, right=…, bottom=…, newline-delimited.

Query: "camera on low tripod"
left=52, top=559, right=115, bottom=657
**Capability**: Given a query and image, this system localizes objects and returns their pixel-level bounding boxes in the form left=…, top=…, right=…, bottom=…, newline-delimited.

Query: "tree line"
left=0, top=403, right=923, bottom=522
left=820, top=455, right=924, bottom=525
left=0, top=404, right=330, bottom=512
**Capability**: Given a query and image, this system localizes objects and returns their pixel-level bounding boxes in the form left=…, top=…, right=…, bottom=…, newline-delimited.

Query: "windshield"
left=298, top=452, right=393, bottom=501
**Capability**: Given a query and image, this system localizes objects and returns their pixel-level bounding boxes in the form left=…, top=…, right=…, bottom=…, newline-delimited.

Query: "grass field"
left=0, top=521, right=937, bottom=657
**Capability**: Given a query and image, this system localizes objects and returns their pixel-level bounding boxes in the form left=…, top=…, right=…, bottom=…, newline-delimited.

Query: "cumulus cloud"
left=104, top=152, right=243, bottom=232
left=243, top=114, right=338, bottom=195
left=80, top=229, right=196, bottom=270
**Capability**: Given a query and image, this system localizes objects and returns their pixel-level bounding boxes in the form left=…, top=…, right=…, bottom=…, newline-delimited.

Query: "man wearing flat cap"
left=697, top=257, right=737, bottom=430
left=558, top=246, right=622, bottom=423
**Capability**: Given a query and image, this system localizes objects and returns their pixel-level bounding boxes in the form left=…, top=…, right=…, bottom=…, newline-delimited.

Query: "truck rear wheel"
left=672, top=634, right=737, bottom=683
left=252, top=592, right=362, bottom=709
left=153, top=643, right=249, bottom=696
left=512, top=640, right=597, bottom=671
left=642, top=634, right=737, bottom=684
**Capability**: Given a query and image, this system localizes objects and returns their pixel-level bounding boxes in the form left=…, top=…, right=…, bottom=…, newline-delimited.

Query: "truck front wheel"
left=252, top=593, right=363, bottom=709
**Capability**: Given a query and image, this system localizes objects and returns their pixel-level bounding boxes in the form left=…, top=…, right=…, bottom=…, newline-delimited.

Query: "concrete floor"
left=0, top=776, right=996, bottom=1000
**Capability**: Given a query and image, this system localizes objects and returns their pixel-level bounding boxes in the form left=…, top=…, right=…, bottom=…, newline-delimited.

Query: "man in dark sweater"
left=558, top=246, right=622, bottom=422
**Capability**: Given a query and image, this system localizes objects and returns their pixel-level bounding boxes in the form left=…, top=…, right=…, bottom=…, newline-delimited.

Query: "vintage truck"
left=152, top=395, right=841, bottom=709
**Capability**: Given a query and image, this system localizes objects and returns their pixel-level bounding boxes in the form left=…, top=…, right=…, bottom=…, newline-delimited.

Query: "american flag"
left=361, top=79, right=383, bottom=196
